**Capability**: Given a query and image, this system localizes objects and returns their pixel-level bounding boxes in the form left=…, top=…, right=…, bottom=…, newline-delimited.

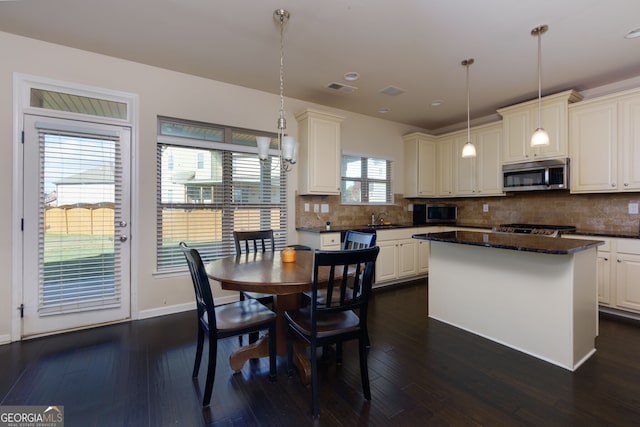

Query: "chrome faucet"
left=371, top=212, right=376, bottom=226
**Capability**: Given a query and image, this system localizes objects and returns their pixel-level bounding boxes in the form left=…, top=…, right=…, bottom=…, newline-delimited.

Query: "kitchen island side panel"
left=428, top=240, right=597, bottom=370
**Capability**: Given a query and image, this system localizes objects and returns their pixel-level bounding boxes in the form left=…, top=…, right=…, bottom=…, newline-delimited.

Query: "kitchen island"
left=413, top=231, right=604, bottom=371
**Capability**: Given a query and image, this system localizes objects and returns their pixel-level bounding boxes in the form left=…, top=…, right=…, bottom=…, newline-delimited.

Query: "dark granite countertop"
left=571, top=230, right=640, bottom=239
left=413, top=231, right=605, bottom=255
left=297, top=224, right=417, bottom=233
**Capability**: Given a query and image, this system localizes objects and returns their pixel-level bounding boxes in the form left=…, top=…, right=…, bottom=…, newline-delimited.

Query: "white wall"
left=0, top=31, right=422, bottom=341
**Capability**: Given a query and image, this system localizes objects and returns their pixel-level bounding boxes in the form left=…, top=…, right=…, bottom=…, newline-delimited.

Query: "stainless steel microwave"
left=413, top=204, right=457, bottom=225
left=503, top=158, right=569, bottom=192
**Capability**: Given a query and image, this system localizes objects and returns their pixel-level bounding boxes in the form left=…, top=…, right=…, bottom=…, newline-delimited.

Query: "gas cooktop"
left=493, top=224, right=577, bottom=236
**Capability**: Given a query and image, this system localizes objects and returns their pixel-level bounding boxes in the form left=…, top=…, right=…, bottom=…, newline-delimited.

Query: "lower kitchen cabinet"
left=297, top=231, right=341, bottom=250
left=567, top=235, right=640, bottom=315
left=374, top=229, right=427, bottom=286
left=615, top=239, right=640, bottom=312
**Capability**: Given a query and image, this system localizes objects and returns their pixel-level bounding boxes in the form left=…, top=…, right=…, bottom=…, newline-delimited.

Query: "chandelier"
left=256, top=9, right=298, bottom=172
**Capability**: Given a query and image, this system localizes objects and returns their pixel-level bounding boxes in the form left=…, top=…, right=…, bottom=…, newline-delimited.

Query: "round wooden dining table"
left=205, top=250, right=334, bottom=385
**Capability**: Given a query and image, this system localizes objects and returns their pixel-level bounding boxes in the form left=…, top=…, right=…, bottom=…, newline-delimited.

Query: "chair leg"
left=238, top=292, right=245, bottom=346
left=336, top=341, right=343, bottom=365
left=202, top=337, right=217, bottom=407
left=193, top=325, right=205, bottom=378
left=311, top=341, right=320, bottom=419
left=268, top=323, right=276, bottom=382
left=286, top=324, right=294, bottom=377
left=248, top=331, right=259, bottom=344
left=359, top=336, right=371, bottom=401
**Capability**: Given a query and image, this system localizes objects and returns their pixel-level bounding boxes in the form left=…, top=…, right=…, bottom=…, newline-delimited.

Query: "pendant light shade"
left=461, top=58, right=476, bottom=158
left=531, top=25, right=550, bottom=147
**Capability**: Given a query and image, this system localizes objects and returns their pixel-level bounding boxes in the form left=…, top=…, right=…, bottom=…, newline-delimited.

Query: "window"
left=341, top=155, right=392, bottom=204
left=157, top=117, right=288, bottom=271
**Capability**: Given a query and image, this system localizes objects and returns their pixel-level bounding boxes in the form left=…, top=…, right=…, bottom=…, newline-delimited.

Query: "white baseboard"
left=0, top=334, right=11, bottom=345
left=136, top=294, right=239, bottom=320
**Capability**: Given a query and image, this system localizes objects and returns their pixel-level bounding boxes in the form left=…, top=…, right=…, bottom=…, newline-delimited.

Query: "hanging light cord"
left=466, top=61, right=471, bottom=143
left=277, top=10, right=286, bottom=133
left=537, top=28, right=542, bottom=129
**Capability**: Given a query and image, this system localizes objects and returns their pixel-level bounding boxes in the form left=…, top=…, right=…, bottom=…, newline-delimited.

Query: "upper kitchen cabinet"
left=435, top=135, right=455, bottom=197
left=453, top=122, right=503, bottom=196
left=498, top=90, right=582, bottom=164
left=295, top=109, right=344, bottom=195
left=570, top=89, right=640, bottom=193
left=403, top=132, right=437, bottom=197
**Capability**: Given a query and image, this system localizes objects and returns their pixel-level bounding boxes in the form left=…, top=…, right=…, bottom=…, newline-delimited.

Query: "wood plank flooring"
left=2, top=279, right=640, bottom=426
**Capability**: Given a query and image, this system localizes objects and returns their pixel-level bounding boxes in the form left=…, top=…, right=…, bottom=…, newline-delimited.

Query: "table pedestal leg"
left=227, top=293, right=313, bottom=385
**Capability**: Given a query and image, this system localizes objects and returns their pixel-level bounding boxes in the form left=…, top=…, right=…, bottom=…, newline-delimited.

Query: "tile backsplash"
left=296, top=191, right=640, bottom=235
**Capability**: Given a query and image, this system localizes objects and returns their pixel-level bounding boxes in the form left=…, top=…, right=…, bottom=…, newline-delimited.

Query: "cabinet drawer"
left=616, top=238, right=640, bottom=255
left=321, top=233, right=341, bottom=248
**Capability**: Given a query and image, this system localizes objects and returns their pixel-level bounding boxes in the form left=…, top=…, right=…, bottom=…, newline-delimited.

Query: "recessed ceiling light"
left=378, top=107, right=391, bottom=114
left=625, top=27, right=640, bottom=39
left=431, top=100, right=444, bottom=107
left=344, top=72, right=360, bottom=81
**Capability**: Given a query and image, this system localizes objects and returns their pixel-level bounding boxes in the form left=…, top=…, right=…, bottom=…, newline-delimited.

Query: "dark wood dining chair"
left=304, top=230, right=376, bottom=305
left=284, top=246, right=380, bottom=418
left=180, top=242, right=277, bottom=407
left=233, top=230, right=277, bottom=344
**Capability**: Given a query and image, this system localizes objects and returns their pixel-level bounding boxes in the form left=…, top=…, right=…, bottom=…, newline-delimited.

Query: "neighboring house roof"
left=54, top=165, right=114, bottom=185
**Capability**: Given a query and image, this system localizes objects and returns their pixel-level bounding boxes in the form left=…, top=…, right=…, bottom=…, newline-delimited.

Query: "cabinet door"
left=375, top=240, right=398, bottom=283
left=454, top=134, right=477, bottom=195
left=615, top=253, right=640, bottom=312
left=597, top=252, right=612, bottom=305
left=569, top=101, right=618, bottom=192
left=620, top=94, right=640, bottom=191
left=532, top=99, right=568, bottom=160
left=436, top=137, right=454, bottom=196
left=417, top=240, right=429, bottom=274
left=502, top=107, right=530, bottom=163
left=403, top=136, right=436, bottom=197
left=476, top=124, right=503, bottom=195
left=397, top=238, right=418, bottom=278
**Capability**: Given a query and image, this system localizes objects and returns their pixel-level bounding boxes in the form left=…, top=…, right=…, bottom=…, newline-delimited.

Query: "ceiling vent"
left=326, top=82, right=358, bottom=93
left=380, top=85, right=405, bottom=96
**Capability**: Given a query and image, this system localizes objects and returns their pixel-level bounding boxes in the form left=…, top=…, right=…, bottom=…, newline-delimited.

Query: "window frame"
left=156, top=117, right=288, bottom=272
left=341, top=154, right=393, bottom=205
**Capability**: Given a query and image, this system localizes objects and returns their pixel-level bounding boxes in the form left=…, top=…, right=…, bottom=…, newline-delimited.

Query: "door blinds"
left=36, top=123, right=123, bottom=315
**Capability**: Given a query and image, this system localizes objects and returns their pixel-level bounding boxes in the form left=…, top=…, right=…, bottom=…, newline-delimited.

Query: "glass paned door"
left=22, top=115, right=131, bottom=337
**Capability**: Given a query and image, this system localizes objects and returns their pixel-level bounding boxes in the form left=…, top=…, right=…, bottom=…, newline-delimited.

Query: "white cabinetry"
left=375, top=228, right=430, bottom=286
left=566, top=235, right=640, bottom=314
left=498, top=90, right=582, bottom=164
left=403, top=133, right=437, bottom=197
left=436, top=136, right=455, bottom=197
left=453, top=122, right=503, bottom=196
left=295, top=109, right=344, bottom=195
left=615, top=239, right=640, bottom=312
left=569, top=90, right=640, bottom=193
left=297, top=231, right=341, bottom=250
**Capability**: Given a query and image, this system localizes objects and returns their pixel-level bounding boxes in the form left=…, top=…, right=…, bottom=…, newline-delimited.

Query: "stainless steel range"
left=492, top=223, right=577, bottom=237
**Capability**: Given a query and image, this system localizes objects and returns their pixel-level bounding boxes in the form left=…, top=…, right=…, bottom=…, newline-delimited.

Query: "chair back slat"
left=310, top=247, right=379, bottom=335
left=180, top=242, right=217, bottom=331
left=342, top=230, right=376, bottom=250
left=233, top=230, right=275, bottom=256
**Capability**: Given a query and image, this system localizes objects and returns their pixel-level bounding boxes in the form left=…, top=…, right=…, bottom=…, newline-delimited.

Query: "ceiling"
left=1, top=0, right=640, bottom=131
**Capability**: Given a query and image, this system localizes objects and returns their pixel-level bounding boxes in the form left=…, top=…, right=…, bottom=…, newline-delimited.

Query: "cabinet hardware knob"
left=611, top=183, right=616, bottom=187
left=603, top=258, right=608, bottom=261
left=617, top=259, right=622, bottom=263
left=624, top=183, right=629, bottom=187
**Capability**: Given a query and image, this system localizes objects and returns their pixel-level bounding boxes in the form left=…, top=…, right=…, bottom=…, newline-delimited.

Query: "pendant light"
left=461, top=58, right=476, bottom=158
left=530, top=25, right=550, bottom=147
left=257, top=8, right=298, bottom=172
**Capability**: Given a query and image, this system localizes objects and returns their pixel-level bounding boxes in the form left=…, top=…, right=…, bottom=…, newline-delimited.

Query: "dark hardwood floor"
left=2, top=279, right=640, bottom=426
